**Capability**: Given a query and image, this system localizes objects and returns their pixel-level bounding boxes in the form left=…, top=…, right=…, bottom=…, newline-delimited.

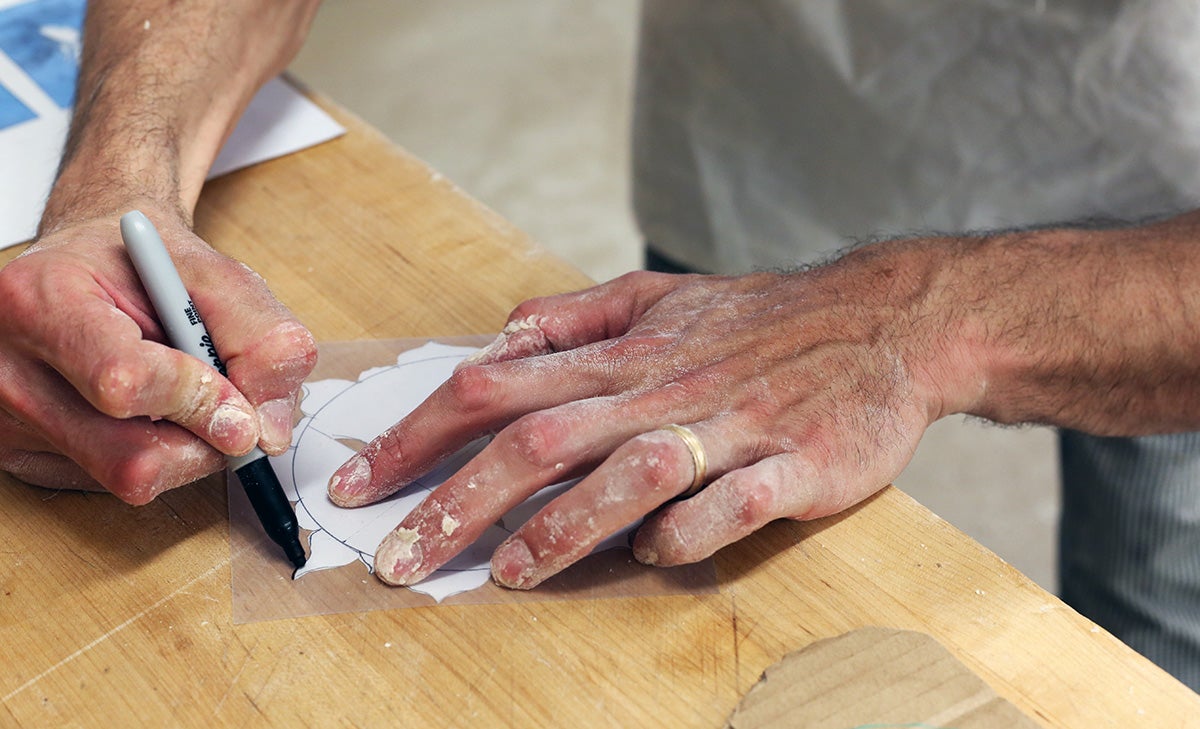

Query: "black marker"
left=120, top=210, right=306, bottom=568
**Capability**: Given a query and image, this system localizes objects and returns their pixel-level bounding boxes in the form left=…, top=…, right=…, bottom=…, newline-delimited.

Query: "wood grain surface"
left=2, top=92, right=1198, bottom=728
left=726, top=627, right=1040, bottom=728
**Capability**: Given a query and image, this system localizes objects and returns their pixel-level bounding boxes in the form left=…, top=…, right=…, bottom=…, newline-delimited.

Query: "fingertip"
left=374, top=527, right=424, bottom=586
left=632, top=507, right=687, bottom=567
left=631, top=541, right=660, bottom=566
left=328, top=453, right=372, bottom=506
left=205, top=401, right=260, bottom=456
left=491, top=537, right=538, bottom=589
left=255, top=395, right=296, bottom=454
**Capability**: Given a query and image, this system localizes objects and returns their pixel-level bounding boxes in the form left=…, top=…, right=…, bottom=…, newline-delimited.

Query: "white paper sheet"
left=0, top=0, right=345, bottom=249
left=272, top=342, right=634, bottom=604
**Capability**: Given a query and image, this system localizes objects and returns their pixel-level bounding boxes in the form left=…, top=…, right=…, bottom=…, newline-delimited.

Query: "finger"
left=631, top=452, right=823, bottom=567
left=78, top=342, right=259, bottom=456
left=218, top=320, right=315, bottom=454
left=0, top=449, right=103, bottom=492
left=179, top=253, right=317, bottom=454
left=489, top=420, right=735, bottom=589
left=336, top=276, right=710, bottom=507
left=0, top=355, right=225, bottom=502
left=0, top=405, right=104, bottom=490
left=458, top=270, right=685, bottom=368
left=0, top=406, right=56, bottom=452
left=329, top=348, right=624, bottom=507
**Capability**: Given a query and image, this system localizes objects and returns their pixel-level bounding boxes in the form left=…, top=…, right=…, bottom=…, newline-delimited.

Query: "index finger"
left=327, top=351, right=612, bottom=508
left=327, top=329, right=681, bottom=509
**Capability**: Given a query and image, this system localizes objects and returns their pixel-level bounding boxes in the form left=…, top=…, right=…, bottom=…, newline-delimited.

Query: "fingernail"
left=491, top=537, right=536, bottom=589
left=632, top=542, right=659, bottom=566
left=256, top=397, right=295, bottom=453
left=208, top=403, right=257, bottom=453
left=375, top=527, right=423, bottom=585
left=328, top=453, right=372, bottom=505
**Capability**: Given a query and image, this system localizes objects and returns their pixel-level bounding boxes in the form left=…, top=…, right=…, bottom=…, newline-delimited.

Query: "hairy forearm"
left=39, top=0, right=321, bottom=234
left=914, top=211, right=1200, bottom=435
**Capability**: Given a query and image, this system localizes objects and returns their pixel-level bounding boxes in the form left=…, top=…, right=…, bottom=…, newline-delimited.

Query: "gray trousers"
left=1060, top=430, right=1200, bottom=691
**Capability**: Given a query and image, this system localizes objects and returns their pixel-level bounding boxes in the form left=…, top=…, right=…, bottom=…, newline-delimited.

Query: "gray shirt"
left=633, top=0, right=1200, bottom=273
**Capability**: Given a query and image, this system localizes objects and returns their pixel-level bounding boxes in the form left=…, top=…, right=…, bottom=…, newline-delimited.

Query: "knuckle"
left=100, top=453, right=166, bottom=505
left=162, top=381, right=213, bottom=428
left=732, top=477, right=777, bottom=528
left=443, top=364, right=500, bottom=413
left=592, top=336, right=669, bottom=389
left=371, top=434, right=403, bottom=470
left=504, top=412, right=567, bottom=470
left=604, top=333, right=662, bottom=359
left=661, top=372, right=712, bottom=405
left=616, top=269, right=660, bottom=290
left=508, top=297, right=549, bottom=322
left=782, top=421, right=836, bottom=470
left=269, top=322, right=318, bottom=383
left=0, top=264, right=30, bottom=309
left=0, top=262, right=49, bottom=330
left=631, top=436, right=682, bottom=495
left=86, top=354, right=150, bottom=418
left=98, top=443, right=218, bottom=505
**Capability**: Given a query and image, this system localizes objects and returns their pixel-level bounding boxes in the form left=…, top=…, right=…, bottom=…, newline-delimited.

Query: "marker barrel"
left=120, top=210, right=306, bottom=568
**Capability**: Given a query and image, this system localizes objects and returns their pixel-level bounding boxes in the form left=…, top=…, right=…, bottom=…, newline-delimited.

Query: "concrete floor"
left=288, top=1, right=1061, bottom=590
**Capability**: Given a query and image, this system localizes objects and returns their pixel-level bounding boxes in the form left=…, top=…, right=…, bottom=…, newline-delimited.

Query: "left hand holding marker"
left=0, top=1, right=322, bottom=504
left=0, top=208, right=316, bottom=503
left=328, top=243, right=957, bottom=589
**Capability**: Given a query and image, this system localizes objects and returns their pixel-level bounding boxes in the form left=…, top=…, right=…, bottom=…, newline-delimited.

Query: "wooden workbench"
left=2, top=95, right=1199, bottom=728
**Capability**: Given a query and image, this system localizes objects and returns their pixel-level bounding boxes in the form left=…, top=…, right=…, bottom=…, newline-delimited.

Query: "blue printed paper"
left=0, top=0, right=84, bottom=131
left=0, top=79, right=34, bottom=128
left=0, top=0, right=343, bottom=250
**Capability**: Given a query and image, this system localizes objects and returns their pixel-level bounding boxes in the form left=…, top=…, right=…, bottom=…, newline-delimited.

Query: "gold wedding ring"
left=661, top=424, right=708, bottom=498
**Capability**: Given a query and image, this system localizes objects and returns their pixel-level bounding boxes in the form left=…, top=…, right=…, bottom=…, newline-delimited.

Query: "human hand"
left=0, top=206, right=316, bottom=503
left=328, top=242, right=962, bottom=589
